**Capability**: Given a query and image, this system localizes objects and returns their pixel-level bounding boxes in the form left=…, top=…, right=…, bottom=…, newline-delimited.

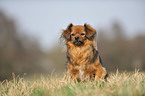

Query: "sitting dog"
left=62, top=23, right=108, bottom=81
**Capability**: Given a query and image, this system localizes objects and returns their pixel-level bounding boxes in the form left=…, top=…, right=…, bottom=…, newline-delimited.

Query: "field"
left=0, top=70, right=145, bottom=96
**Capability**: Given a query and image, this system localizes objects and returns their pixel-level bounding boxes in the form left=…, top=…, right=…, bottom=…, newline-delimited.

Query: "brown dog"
left=62, top=23, right=108, bottom=81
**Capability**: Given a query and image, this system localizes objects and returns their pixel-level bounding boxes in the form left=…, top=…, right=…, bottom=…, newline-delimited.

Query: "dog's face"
left=71, top=25, right=86, bottom=46
left=63, top=23, right=96, bottom=46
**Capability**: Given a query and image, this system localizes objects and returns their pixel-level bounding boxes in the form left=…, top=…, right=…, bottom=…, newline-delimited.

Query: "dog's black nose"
left=75, top=36, right=79, bottom=40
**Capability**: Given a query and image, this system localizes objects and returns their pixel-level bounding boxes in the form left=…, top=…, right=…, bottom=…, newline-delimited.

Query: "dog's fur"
left=62, top=23, right=108, bottom=81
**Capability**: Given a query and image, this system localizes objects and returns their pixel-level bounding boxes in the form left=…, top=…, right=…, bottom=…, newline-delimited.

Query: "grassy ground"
left=0, top=70, right=145, bottom=96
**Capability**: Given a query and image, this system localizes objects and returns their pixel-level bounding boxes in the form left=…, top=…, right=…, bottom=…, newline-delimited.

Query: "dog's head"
left=62, top=23, right=96, bottom=46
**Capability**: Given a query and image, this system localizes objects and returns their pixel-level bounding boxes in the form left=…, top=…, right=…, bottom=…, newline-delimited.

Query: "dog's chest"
left=68, top=45, right=93, bottom=66
left=79, top=69, right=85, bottom=79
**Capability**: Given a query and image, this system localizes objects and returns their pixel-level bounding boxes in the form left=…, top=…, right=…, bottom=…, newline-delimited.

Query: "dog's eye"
left=71, top=34, right=75, bottom=36
left=81, top=33, right=85, bottom=36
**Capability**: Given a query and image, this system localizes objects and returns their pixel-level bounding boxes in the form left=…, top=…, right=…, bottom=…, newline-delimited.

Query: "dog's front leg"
left=67, top=63, right=80, bottom=82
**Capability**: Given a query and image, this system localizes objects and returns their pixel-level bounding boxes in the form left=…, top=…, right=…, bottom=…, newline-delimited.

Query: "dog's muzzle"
left=73, top=36, right=84, bottom=46
left=73, top=40, right=84, bottom=46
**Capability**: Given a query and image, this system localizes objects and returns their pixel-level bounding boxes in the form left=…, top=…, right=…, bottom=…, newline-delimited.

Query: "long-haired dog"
left=62, top=23, right=108, bottom=81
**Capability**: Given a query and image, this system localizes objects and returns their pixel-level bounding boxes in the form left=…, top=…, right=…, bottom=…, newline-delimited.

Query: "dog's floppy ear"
left=63, top=23, right=73, bottom=41
left=84, top=23, right=96, bottom=40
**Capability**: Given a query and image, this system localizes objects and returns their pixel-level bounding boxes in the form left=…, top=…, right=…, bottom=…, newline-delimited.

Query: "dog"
left=62, top=23, right=108, bottom=81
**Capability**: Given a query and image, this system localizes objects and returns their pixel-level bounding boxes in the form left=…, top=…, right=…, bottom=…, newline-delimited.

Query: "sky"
left=0, top=1, right=145, bottom=51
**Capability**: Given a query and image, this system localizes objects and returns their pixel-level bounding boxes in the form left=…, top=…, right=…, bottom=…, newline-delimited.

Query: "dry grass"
left=0, top=70, right=145, bottom=96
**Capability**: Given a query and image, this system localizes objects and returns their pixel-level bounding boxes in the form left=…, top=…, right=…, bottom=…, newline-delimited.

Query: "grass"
left=0, top=70, right=145, bottom=96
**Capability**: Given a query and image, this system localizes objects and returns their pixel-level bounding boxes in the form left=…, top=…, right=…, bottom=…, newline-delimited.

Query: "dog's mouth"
left=73, top=41, right=84, bottom=46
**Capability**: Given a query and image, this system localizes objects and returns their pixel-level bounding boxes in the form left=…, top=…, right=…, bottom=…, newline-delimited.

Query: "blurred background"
left=0, top=1, right=145, bottom=81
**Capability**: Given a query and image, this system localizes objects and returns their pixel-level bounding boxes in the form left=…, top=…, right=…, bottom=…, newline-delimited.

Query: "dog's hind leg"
left=95, top=66, right=107, bottom=81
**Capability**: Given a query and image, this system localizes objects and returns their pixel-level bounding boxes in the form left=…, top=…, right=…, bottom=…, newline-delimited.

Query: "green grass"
left=0, top=70, right=145, bottom=96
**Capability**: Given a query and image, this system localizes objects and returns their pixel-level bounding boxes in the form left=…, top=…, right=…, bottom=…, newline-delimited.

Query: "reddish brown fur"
left=62, top=23, right=108, bottom=81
